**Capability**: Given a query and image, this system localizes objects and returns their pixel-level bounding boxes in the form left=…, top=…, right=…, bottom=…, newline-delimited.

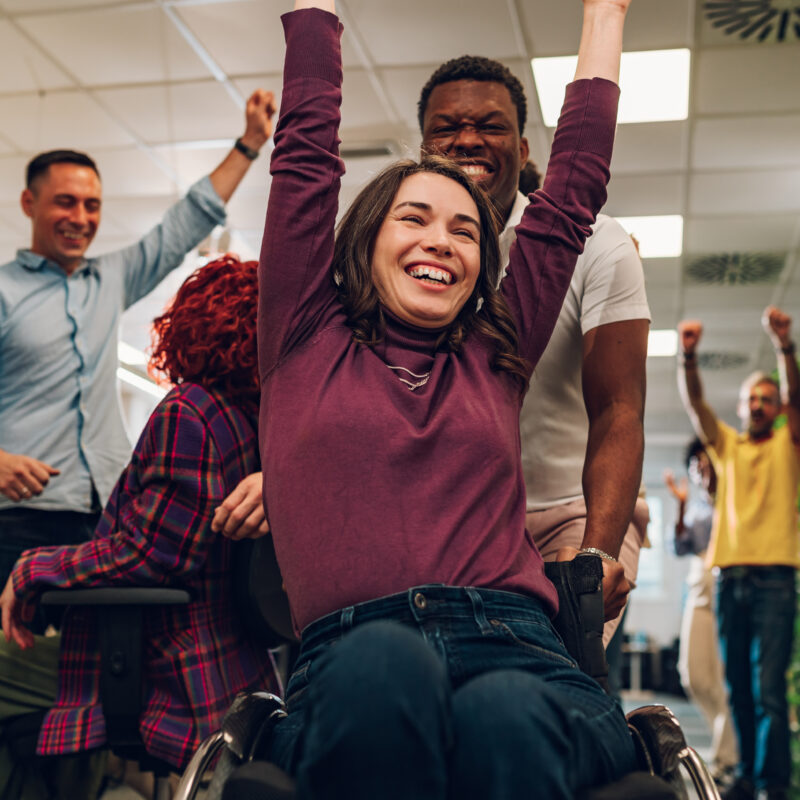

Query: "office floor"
left=98, top=691, right=713, bottom=800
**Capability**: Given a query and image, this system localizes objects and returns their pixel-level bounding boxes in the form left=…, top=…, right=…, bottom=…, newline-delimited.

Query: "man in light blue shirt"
left=0, top=90, right=275, bottom=607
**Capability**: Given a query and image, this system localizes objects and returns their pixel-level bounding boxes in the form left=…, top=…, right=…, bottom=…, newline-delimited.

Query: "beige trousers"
left=677, top=556, right=738, bottom=772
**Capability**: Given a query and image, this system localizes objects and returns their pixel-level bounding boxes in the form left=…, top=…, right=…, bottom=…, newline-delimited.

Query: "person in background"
left=664, top=438, right=737, bottom=787
left=0, top=90, right=276, bottom=607
left=677, top=307, right=799, bottom=800
left=0, top=255, right=280, bottom=773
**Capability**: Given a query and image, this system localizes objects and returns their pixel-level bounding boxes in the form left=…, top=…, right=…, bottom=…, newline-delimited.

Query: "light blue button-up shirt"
left=0, top=176, right=226, bottom=513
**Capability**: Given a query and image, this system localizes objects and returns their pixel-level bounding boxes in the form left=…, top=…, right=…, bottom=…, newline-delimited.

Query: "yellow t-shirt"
left=706, top=420, right=800, bottom=568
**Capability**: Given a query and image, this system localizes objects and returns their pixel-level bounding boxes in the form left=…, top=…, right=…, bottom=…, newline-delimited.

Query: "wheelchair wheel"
left=206, top=746, right=239, bottom=800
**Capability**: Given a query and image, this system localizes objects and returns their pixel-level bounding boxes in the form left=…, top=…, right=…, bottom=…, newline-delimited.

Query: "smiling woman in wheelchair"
left=253, top=0, right=641, bottom=798
left=0, top=255, right=280, bottom=771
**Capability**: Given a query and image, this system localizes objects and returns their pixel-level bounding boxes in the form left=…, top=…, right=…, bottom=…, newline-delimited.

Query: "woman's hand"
left=583, top=0, right=632, bottom=11
left=574, top=0, right=632, bottom=83
left=0, top=574, right=35, bottom=650
left=663, top=469, right=688, bottom=504
left=212, top=472, right=270, bottom=540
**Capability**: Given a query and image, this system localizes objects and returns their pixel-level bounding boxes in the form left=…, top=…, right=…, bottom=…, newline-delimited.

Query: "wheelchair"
left=172, top=547, right=721, bottom=800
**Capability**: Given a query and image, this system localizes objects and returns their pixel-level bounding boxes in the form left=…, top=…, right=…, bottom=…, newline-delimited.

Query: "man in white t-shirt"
left=419, top=56, right=650, bottom=641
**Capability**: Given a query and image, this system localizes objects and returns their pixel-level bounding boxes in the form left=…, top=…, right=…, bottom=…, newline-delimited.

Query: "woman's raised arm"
left=574, top=0, right=632, bottom=83
left=258, top=4, right=344, bottom=378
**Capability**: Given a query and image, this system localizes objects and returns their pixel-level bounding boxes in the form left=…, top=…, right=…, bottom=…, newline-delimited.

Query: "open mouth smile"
left=457, top=162, right=493, bottom=180
left=406, top=265, right=454, bottom=286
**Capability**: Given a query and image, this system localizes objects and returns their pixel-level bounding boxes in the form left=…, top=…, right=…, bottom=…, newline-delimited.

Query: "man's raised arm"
left=208, top=90, right=276, bottom=203
left=677, top=320, right=719, bottom=446
left=763, top=305, right=800, bottom=445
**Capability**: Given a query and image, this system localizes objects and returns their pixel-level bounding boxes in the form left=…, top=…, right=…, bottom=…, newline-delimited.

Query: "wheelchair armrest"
left=40, top=587, right=192, bottom=606
left=221, top=691, right=287, bottom=762
left=544, top=557, right=609, bottom=692
left=625, top=705, right=688, bottom=778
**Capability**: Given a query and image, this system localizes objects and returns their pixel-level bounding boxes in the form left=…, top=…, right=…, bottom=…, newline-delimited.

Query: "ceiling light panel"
left=647, top=329, right=678, bottom=358
left=532, top=49, right=690, bottom=127
left=614, top=215, right=684, bottom=258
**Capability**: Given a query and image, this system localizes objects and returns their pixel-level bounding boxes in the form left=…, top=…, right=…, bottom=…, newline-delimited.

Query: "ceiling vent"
left=703, top=1, right=800, bottom=43
left=698, top=352, right=749, bottom=370
left=685, top=252, right=785, bottom=284
left=340, top=143, right=397, bottom=159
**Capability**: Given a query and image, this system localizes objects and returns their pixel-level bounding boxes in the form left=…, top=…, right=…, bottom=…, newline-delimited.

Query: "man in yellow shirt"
left=677, top=307, right=799, bottom=800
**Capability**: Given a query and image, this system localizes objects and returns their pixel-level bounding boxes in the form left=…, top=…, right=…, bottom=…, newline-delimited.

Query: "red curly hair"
left=149, top=255, right=259, bottom=413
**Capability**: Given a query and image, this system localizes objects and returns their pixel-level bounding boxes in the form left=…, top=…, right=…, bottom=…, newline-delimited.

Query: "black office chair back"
left=233, top=537, right=297, bottom=649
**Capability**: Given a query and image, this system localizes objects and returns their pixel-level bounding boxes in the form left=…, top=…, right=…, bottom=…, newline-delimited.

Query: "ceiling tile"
left=695, top=45, right=800, bottom=115
left=643, top=257, right=682, bottom=289
left=0, top=157, right=28, bottom=206
left=340, top=154, right=395, bottom=188
left=683, top=290, right=774, bottom=319
left=604, top=173, right=686, bottom=217
left=1, top=0, right=112, bottom=10
left=690, top=168, right=800, bottom=215
left=0, top=92, right=135, bottom=152
left=225, top=192, right=269, bottom=232
left=692, top=114, right=800, bottom=170
left=347, top=0, right=518, bottom=67
left=174, top=0, right=289, bottom=76
left=97, top=195, right=176, bottom=242
left=152, top=143, right=232, bottom=191
left=685, top=215, right=799, bottom=253
left=341, top=69, right=396, bottom=130
left=0, top=21, right=73, bottom=92
left=95, top=81, right=244, bottom=145
left=92, top=148, right=177, bottom=198
left=612, top=121, right=687, bottom=174
left=18, top=6, right=211, bottom=87
left=519, top=0, right=692, bottom=57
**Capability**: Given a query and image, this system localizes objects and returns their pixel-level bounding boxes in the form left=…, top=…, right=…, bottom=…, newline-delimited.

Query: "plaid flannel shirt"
left=12, top=383, right=279, bottom=769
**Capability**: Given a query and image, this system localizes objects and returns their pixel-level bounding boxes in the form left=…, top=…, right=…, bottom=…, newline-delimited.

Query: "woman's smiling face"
left=370, top=171, right=481, bottom=329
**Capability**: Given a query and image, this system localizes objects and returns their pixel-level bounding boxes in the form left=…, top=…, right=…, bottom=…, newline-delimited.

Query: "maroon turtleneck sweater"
left=259, top=8, right=619, bottom=633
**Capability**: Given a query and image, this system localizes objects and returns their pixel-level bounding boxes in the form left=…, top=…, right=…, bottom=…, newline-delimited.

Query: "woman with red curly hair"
left=0, top=255, right=279, bottom=771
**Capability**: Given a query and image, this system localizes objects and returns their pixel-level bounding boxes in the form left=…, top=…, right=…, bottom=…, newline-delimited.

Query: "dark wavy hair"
left=333, top=155, right=529, bottom=386
left=149, top=255, right=259, bottom=412
left=417, top=55, right=527, bottom=133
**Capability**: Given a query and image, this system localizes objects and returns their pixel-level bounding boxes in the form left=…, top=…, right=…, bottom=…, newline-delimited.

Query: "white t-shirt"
left=500, top=192, right=651, bottom=510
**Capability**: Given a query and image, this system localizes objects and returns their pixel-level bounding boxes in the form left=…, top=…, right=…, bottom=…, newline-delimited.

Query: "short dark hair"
left=418, top=56, right=527, bottom=134
left=684, top=437, right=706, bottom=471
left=518, top=160, right=541, bottom=194
left=26, top=150, right=100, bottom=189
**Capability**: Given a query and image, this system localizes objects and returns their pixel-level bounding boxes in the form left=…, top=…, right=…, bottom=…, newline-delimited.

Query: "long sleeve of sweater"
left=258, top=9, right=345, bottom=382
left=502, top=78, right=619, bottom=374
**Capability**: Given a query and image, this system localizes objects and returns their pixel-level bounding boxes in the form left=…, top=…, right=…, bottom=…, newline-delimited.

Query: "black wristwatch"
left=234, top=137, right=260, bottom=161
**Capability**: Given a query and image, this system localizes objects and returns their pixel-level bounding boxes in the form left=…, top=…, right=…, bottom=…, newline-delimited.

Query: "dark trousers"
left=0, top=507, right=100, bottom=633
left=716, top=565, right=797, bottom=791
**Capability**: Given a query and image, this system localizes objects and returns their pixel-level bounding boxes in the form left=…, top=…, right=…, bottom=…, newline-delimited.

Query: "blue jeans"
left=716, top=566, right=797, bottom=791
left=270, top=585, right=636, bottom=799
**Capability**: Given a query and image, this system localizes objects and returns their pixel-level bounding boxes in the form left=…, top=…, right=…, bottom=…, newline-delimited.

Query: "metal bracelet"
left=577, top=546, right=618, bottom=563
